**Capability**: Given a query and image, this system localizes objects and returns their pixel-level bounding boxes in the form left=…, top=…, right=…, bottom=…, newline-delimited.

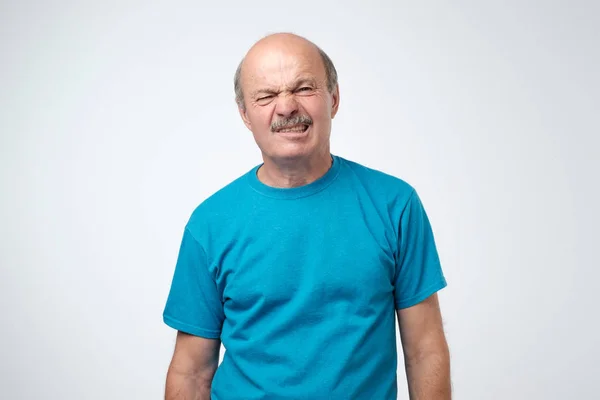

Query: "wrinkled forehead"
left=242, top=46, right=326, bottom=90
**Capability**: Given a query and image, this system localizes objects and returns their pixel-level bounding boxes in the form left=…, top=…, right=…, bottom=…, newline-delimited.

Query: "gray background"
left=1, top=0, right=598, bottom=399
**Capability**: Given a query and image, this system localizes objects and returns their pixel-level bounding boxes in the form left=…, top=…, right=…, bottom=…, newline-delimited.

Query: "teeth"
left=278, top=125, right=306, bottom=133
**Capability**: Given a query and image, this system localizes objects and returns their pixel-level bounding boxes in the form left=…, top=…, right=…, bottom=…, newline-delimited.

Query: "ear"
left=237, top=102, right=252, bottom=131
left=330, top=84, right=340, bottom=119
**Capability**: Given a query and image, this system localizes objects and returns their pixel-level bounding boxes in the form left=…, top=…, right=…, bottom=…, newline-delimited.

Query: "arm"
left=397, top=293, right=451, bottom=400
left=165, top=331, right=221, bottom=400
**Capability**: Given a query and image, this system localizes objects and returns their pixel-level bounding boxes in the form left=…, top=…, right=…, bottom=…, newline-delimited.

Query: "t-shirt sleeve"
left=163, top=227, right=224, bottom=338
left=393, top=189, right=447, bottom=309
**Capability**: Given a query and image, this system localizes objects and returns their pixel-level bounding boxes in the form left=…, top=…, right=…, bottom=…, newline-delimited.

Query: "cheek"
left=303, top=96, right=332, bottom=121
left=248, top=108, right=273, bottom=131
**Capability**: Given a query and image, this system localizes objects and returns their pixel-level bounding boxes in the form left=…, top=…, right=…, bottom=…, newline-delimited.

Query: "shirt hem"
left=395, top=276, right=448, bottom=309
left=163, top=314, right=221, bottom=339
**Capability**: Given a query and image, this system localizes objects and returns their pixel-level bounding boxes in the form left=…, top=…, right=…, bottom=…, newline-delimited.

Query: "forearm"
left=165, top=369, right=213, bottom=400
left=405, top=348, right=451, bottom=400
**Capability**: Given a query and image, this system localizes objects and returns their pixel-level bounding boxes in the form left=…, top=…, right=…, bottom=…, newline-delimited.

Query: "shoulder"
left=338, top=156, right=416, bottom=206
left=185, top=166, right=257, bottom=232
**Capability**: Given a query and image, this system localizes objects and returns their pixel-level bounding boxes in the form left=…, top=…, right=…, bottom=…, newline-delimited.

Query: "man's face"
left=238, top=41, right=339, bottom=162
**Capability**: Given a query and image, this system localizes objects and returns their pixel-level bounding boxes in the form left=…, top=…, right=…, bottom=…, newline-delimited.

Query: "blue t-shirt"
left=163, top=155, right=447, bottom=399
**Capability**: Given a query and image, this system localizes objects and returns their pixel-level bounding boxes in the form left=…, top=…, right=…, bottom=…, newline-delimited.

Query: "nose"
left=275, top=93, right=299, bottom=118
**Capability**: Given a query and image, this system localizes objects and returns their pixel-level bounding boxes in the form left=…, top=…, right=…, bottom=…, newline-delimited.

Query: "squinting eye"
left=298, top=87, right=312, bottom=92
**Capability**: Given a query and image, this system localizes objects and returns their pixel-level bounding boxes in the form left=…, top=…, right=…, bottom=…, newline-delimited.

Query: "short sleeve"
left=163, top=227, right=224, bottom=338
left=393, top=190, right=447, bottom=309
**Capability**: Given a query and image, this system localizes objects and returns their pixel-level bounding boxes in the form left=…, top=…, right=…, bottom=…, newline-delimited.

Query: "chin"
left=275, top=149, right=311, bottom=161
left=258, top=132, right=328, bottom=162
left=265, top=144, right=314, bottom=162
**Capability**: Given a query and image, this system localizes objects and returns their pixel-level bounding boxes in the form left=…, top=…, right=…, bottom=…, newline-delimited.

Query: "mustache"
left=271, top=115, right=313, bottom=132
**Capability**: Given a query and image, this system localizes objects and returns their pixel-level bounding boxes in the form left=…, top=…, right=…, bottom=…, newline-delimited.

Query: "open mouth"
left=275, top=124, right=310, bottom=134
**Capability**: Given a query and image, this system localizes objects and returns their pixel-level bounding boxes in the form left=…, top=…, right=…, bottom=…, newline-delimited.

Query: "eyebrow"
left=251, top=77, right=319, bottom=99
left=251, top=88, right=278, bottom=99
left=291, top=78, right=318, bottom=89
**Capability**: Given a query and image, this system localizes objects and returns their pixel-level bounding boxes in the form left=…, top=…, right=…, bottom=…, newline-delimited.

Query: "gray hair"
left=234, top=46, right=338, bottom=110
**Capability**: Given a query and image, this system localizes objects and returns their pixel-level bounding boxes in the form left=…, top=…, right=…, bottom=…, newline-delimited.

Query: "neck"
left=257, top=151, right=333, bottom=189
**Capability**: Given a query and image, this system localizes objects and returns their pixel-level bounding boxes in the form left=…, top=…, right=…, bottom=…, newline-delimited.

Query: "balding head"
left=234, top=32, right=340, bottom=167
left=234, top=33, right=338, bottom=110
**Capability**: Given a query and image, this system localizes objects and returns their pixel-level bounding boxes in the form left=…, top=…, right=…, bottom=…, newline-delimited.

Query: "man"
left=163, top=32, right=451, bottom=399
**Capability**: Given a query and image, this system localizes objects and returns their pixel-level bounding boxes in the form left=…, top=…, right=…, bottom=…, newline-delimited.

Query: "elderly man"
left=163, top=33, right=451, bottom=399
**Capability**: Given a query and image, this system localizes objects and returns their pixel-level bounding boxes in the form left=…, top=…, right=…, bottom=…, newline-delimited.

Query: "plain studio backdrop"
left=1, top=0, right=598, bottom=399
